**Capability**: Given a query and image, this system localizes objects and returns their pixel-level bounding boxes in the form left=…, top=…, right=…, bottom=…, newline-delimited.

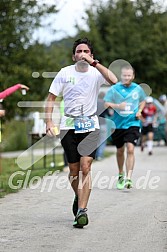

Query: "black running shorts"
left=141, top=124, right=154, bottom=135
left=60, top=129, right=100, bottom=163
left=111, top=126, right=141, bottom=148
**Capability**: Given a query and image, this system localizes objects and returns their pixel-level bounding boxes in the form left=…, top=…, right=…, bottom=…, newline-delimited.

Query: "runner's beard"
left=76, top=60, right=89, bottom=72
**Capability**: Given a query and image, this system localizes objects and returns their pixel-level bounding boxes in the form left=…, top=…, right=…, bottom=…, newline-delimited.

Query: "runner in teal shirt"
left=104, top=65, right=146, bottom=190
left=104, top=81, right=146, bottom=129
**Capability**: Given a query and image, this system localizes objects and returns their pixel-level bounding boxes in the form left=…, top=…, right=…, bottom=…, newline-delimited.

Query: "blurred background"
left=0, top=0, right=167, bottom=151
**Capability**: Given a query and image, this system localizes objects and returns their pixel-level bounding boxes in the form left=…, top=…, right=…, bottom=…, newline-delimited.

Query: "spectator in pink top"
left=0, top=84, right=29, bottom=117
left=0, top=84, right=29, bottom=100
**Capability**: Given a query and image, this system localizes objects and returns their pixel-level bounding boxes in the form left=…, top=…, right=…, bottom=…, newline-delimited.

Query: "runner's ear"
left=131, top=74, right=135, bottom=81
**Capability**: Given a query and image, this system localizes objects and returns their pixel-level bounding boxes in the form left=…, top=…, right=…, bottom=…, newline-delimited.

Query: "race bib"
left=74, top=116, right=95, bottom=133
left=120, top=103, right=134, bottom=115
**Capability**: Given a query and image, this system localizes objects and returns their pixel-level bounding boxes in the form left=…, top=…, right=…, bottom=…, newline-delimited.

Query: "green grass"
left=0, top=154, right=64, bottom=198
left=0, top=150, right=113, bottom=198
left=103, top=151, right=113, bottom=158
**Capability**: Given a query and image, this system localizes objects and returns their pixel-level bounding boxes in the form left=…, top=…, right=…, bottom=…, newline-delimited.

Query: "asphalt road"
left=0, top=145, right=167, bottom=252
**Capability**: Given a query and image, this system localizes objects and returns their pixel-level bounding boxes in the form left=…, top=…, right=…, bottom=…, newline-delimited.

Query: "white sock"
left=147, top=140, right=153, bottom=152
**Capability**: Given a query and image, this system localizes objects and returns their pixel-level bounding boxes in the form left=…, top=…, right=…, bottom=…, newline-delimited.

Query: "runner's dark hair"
left=72, top=38, right=94, bottom=54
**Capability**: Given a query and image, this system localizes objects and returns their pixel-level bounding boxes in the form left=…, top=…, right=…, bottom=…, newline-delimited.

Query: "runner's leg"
left=116, top=145, right=125, bottom=175
left=126, top=142, right=135, bottom=179
left=78, top=156, right=93, bottom=209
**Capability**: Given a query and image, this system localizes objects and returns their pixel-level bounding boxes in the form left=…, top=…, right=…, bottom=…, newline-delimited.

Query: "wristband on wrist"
left=138, top=108, right=142, bottom=113
left=90, top=59, right=99, bottom=67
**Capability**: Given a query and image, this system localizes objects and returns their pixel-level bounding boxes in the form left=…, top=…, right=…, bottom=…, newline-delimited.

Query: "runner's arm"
left=136, top=100, right=146, bottom=119
left=81, top=54, right=118, bottom=84
left=94, top=63, right=118, bottom=84
left=0, top=84, right=29, bottom=99
left=45, top=93, right=57, bottom=136
left=105, top=101, right=126, bottom=110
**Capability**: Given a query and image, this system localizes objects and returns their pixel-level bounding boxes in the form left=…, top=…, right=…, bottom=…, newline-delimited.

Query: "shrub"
left=1, top=120, right=31, bottom=151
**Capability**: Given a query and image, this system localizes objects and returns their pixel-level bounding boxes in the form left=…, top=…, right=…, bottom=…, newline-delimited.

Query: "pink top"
left=0, top=84, right=22, bottom=99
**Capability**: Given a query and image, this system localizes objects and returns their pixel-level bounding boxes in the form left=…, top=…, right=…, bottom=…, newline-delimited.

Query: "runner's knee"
left=80, top=163, right=91, bottom=176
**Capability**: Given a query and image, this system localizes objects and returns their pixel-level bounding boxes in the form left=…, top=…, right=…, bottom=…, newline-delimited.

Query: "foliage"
left=1, top=119, right=31, bottom=151
left=76, top=0, right=167, bottom=97
left=0, top=0, right=58, bottom=119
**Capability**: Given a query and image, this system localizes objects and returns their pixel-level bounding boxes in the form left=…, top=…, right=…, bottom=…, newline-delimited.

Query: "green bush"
left=1, top=120, right=31, bottom=151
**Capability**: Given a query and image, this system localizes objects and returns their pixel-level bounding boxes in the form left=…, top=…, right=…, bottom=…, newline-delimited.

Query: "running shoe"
left=116, top=174, right=125, bottom=190
left=73, top=208, right=88, bottom=228
left=72, top=195, right=78, bottom=216
left=125, top=179, right=133, bottom=189
left=141, top=144, right=144, bottom=152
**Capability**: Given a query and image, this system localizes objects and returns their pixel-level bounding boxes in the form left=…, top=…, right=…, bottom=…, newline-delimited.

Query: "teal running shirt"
left=104, top=82, right=146, bottom=129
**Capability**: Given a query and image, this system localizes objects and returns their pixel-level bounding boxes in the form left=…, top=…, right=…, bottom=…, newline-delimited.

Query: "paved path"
left=0, top=146, right=167, bottom=252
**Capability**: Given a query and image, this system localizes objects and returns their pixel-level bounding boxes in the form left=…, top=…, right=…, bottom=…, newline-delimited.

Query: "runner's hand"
left=46, top=122, right=58, bottom=137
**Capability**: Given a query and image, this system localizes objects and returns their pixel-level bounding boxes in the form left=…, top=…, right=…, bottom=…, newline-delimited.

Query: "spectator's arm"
left=0, top=84, right=29, bottom=99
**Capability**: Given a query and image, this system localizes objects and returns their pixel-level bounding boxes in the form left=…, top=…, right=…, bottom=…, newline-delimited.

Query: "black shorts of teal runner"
left=60, top=129, right=100, bottom=163
left=111, top=126, right=141, bottom=148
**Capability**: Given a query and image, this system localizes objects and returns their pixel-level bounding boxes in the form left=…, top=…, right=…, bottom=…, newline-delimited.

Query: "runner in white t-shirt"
left=45, top=38, right=117, bottom=228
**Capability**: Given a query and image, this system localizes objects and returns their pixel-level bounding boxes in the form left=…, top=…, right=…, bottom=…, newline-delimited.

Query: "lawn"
left=0, top=153, right=64, bottom=198
left=0, top=150, right=112, bottom=198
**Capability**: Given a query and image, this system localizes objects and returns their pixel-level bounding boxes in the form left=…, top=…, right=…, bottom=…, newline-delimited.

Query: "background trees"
left=0, top=0, right=58, bottom=119
left=75, top=0, right=167, bottom=95
left=1, top=0, right=167, bottom=121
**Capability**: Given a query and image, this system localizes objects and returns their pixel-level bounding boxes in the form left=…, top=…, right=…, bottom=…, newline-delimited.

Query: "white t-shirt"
left=49, top=64, right=107, bottom=130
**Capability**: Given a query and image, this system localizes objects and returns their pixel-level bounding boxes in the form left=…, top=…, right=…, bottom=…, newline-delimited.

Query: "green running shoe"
left=73, top=208, right=88, bottom=228
left=116, top=174, right=125, bottom=190
left=125, top=179, right=133, bottom=189
left=72, top=195, right=78, bottom=216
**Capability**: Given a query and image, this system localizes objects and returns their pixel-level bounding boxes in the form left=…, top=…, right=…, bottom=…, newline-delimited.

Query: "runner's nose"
left=80, top=52, right=86, bottom=59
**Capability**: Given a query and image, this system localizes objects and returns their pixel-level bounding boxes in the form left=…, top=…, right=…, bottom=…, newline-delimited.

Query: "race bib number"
left=74, top=116, right=95, bottom=133
left=120, top=103, right=134, bottom=115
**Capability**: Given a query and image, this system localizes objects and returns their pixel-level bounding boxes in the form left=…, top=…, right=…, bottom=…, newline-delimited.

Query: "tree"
left=76, top=0, right=167, bottom=96
left=0, top=0, right=58, bottom=119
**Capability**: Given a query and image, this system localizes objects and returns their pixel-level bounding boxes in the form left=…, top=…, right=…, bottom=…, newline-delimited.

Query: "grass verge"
left=0, top=154, right=64, bottom=198
left=0, top=150, right=113, bottom=198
